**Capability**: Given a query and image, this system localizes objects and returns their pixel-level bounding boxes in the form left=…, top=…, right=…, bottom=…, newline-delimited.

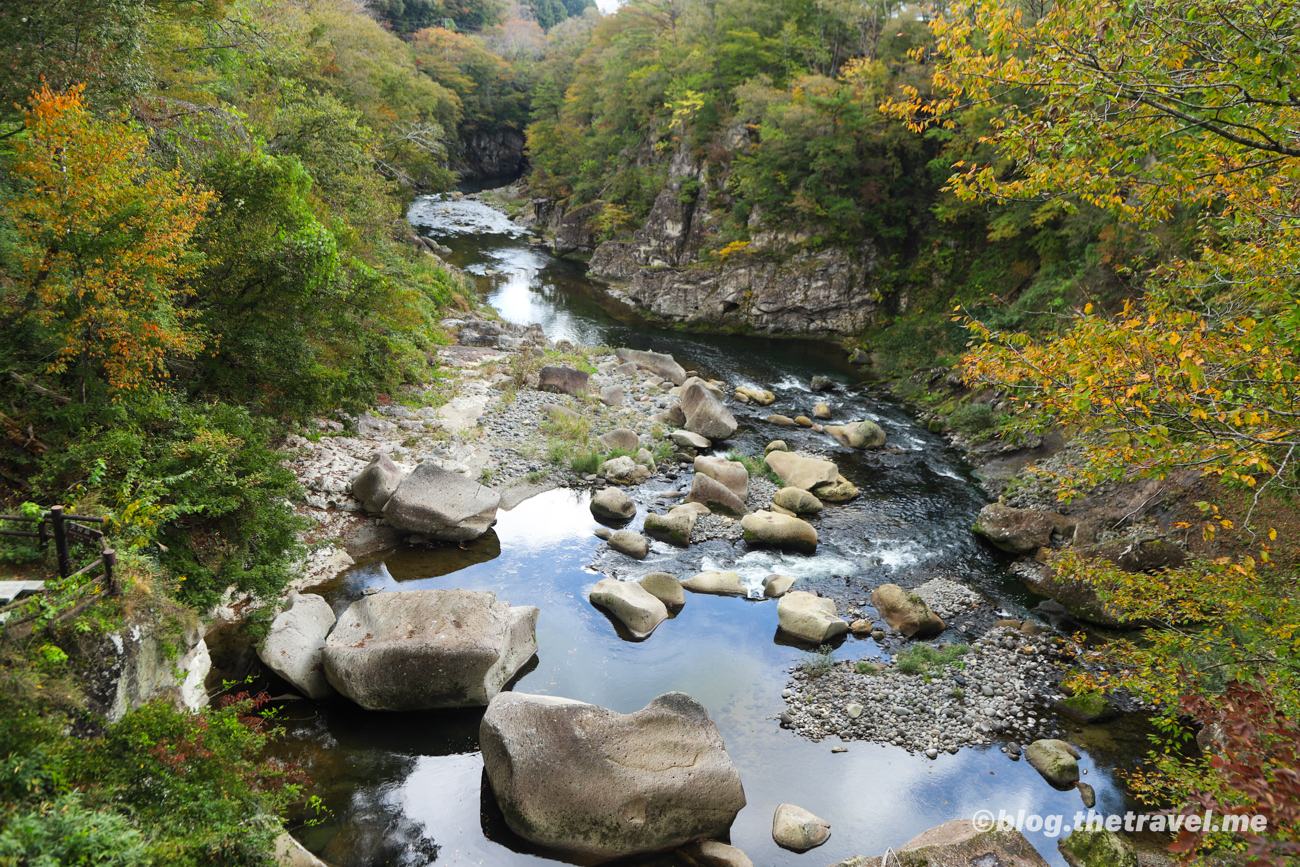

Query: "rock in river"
left=382, top=462, right=499, bottom=541
left=777, top=591, right=848, bottom=644
left=590, top=487, right=636, bottom=522
left=687, top=472, right=748, bottom=517
left=741, top=510, right=818, bottom=554
left=772, top=803, right=831, bottom=851
left=608, top=529, right=649, bottom=560
left=764, top=451, right=838, bottom=491
left=680, top=376, right=738, bottom=440
left=681, top=570, right=747, bottom=596
left=834, top=818, right=1049, bottom=867
left=671, top=429, right=711, bottom=450
left=644, top=505, right=698, bottom=546
left=590, top=578, right=669, bottom=639
left=869, top=583, right=945, bottom=638
left=1025, top=738, right=1081, bottom=788
left=1058, top=826, right=1138, bottom=867
left=694, top=455, right=748, bottom=500
left=640, top=572, right=686, bottom=607
left=825, top=420, right=886, bottom=449
left=258, top=592, right=337, bottom=699
left=323, top=590, right=537, bottom=710
left=350, top=452, right=403, bottom=514
left=772, top=486, right=823, bottom=515
left=480, top=691, right=746, bottom=862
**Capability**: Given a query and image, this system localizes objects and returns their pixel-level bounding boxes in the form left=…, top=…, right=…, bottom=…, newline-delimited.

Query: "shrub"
left=892, top=642, right=968, bottom=676
left=949, top=403, right=996, bottom=433
left=0, top=795, right=148, bottom=867
left=799, top=644, right=836, bottom=678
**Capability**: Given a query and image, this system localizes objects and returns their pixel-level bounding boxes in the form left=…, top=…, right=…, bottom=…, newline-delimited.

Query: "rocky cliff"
left=536, top=141, right=881, bottom=336
left=453, top=129, right=527, bottom=181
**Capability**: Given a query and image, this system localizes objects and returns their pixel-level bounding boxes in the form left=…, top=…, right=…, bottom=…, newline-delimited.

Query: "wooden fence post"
left=50, top=505, right=70, bottom=578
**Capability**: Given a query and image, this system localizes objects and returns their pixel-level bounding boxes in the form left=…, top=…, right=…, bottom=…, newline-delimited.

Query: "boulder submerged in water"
left=590, top=578, right=668, bottom=639
left=480, top=691, right=747, bottom=862
left=382, top=462, right=499, bottom=541
left=741, top=510, right=818, bottom=554
left=777, top=592, right=848, bottom=644
left=772, top=803, right=831, bottom=851
left=322, top=589, right=537, bottom=710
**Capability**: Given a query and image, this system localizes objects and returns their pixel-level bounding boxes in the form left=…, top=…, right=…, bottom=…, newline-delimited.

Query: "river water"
left=272, top=193, right=1151, bottom=867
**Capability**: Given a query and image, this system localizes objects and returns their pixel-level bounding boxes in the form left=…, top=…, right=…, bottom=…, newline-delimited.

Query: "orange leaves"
left=7, top=85, right=214, bottom=393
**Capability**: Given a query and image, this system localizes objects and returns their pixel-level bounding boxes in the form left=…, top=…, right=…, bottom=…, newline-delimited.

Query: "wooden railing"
left=0, top=505, right=116, bottom=594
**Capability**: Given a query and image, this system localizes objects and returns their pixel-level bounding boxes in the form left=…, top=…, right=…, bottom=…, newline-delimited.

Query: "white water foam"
left=699, top=550, right=861, bottom=598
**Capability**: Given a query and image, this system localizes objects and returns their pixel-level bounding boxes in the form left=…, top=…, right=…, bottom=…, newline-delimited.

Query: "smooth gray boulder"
left=825, top=420, right=886, bottom=449
left=258, top=592, right=337, bottom=699
left=640, top=572, right=685, bottom=607
left=682, top=840, right=754, bottom=867
left=777, top=592, right=849, bottom=643
left=382, top=462, right=499, bottom=541
left=671, top=429, right=711, bottom=449
left=680, top=377, right=738, bottom=440
left=480, top=692, right=746, bottom=862
left=350, top=453, right=404, bottom=514
left=1026, top=739, right=1081, bottom=788
left=323, top=590, right=537, bottom=710
left=608, top=530, right=649, bottom=560
left=870, top=583, right=945, bottom=638
left=644, top=506, right=697, bottom=547
left=741, top=510, right=818, bottom=554
left=686, top=472, right=747, bottom=517
left=681, top=570, right=747, bottom=596
left=598, top=428, right=640, bottom=452
left=590, top=578, right=669, bottom=639
left=694, top=455, right=748, bottom=500
left=616, top=348, right=687, bottom=385
left=772, top=803, right=831, bottom=851
left=763, top=574, right=797, bottom=598
left=772, top=487, right=823, bottom=515
left=590, top=487, right=636, bottom=522
left=539, top=365, right=589, bottom=396
left=764, top=451, right=839, bottom=491
left=836, top=819, right=1050, bottom=867
left=601, top=455, right=637, bottom=482
left=599, top=385, right=624, bottom=407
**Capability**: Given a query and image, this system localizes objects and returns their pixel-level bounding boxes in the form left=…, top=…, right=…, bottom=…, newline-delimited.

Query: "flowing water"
left=270, top=193, right=1152, bottom=867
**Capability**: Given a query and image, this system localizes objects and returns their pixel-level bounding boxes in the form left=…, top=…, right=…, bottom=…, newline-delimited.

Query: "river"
left=270, top=192, right=1152, bottom=867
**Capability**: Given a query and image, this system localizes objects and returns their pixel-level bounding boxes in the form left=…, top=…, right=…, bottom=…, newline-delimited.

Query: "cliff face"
left=542, top=141, right=881, bottom=336
left=454, top=129, right=527, bottom=181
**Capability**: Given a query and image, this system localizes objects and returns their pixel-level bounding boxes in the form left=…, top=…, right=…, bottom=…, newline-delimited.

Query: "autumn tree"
left=887, top=2, right=1300, bottom=857
left=5, top=84, right=213, bottom=394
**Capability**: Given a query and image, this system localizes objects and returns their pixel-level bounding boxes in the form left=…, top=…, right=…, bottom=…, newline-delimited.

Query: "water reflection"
left=272, top=195, right=1151, bottom=867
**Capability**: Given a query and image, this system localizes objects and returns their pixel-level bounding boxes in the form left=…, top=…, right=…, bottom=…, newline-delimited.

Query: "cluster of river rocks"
left=265, top=311, right=1138, bottom=866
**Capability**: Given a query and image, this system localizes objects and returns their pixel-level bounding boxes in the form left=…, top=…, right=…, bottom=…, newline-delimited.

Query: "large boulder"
left=323, top=590, right=537, bottom=710
left=591, top=487, right=636, bottom=522
left=590, top=578, right=669, bottom=639
left=772, top=803, right=831, bottom=852
left=870, top=584, right=945, bottom=638
left=687, top=472, right=747, bottom=517
left=640, top=572, right=685, bottom=607
left=1019, top=566, right=1132, bottom=627
left=599, top=385, right=624, bottom=407
left=644, top=506, right=698, bottom=547
left=825, top=420, right=886, bottom=449
left=480, top=692, right=747, bottom=862
left=1077, top=537, right=1189, bottom=573
left=694, top=455, right=748, bottom=500
left=973, top=503, right=1074, bottom=554
left=1058, top=827, right=1138, bottom=867
left=539, top=365, right=590, bottom=396
left=257, top=592, right=337, bottom=699
left=350, top=453, right=404, bottom=514
left=382, top=462, right=499, bottom=541
left=1025, top=738, right=1081, bottom=788
left=670, top=429, right=711, bottom=450
left=681, top=570, right=747, bottom=596
left=764, top=451, right=839, bottom=491
left=600, top=455, right=638, bottom=483
left=777, top=592, right=848, bottom=644
left=830, top=819, right=1050, bottom=867
left=773, top=487, right=823, bottom=515
left=741, top=510, right=818, bottom=554
left=608, top=529, right=649, bottom=560
left=598, top=428, right=640, bottom=453
left=615, top=348, right=687, bottom=385
left=813, top=475, right=859, bottom=503
left=680, top=377, right=738, bottom=440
